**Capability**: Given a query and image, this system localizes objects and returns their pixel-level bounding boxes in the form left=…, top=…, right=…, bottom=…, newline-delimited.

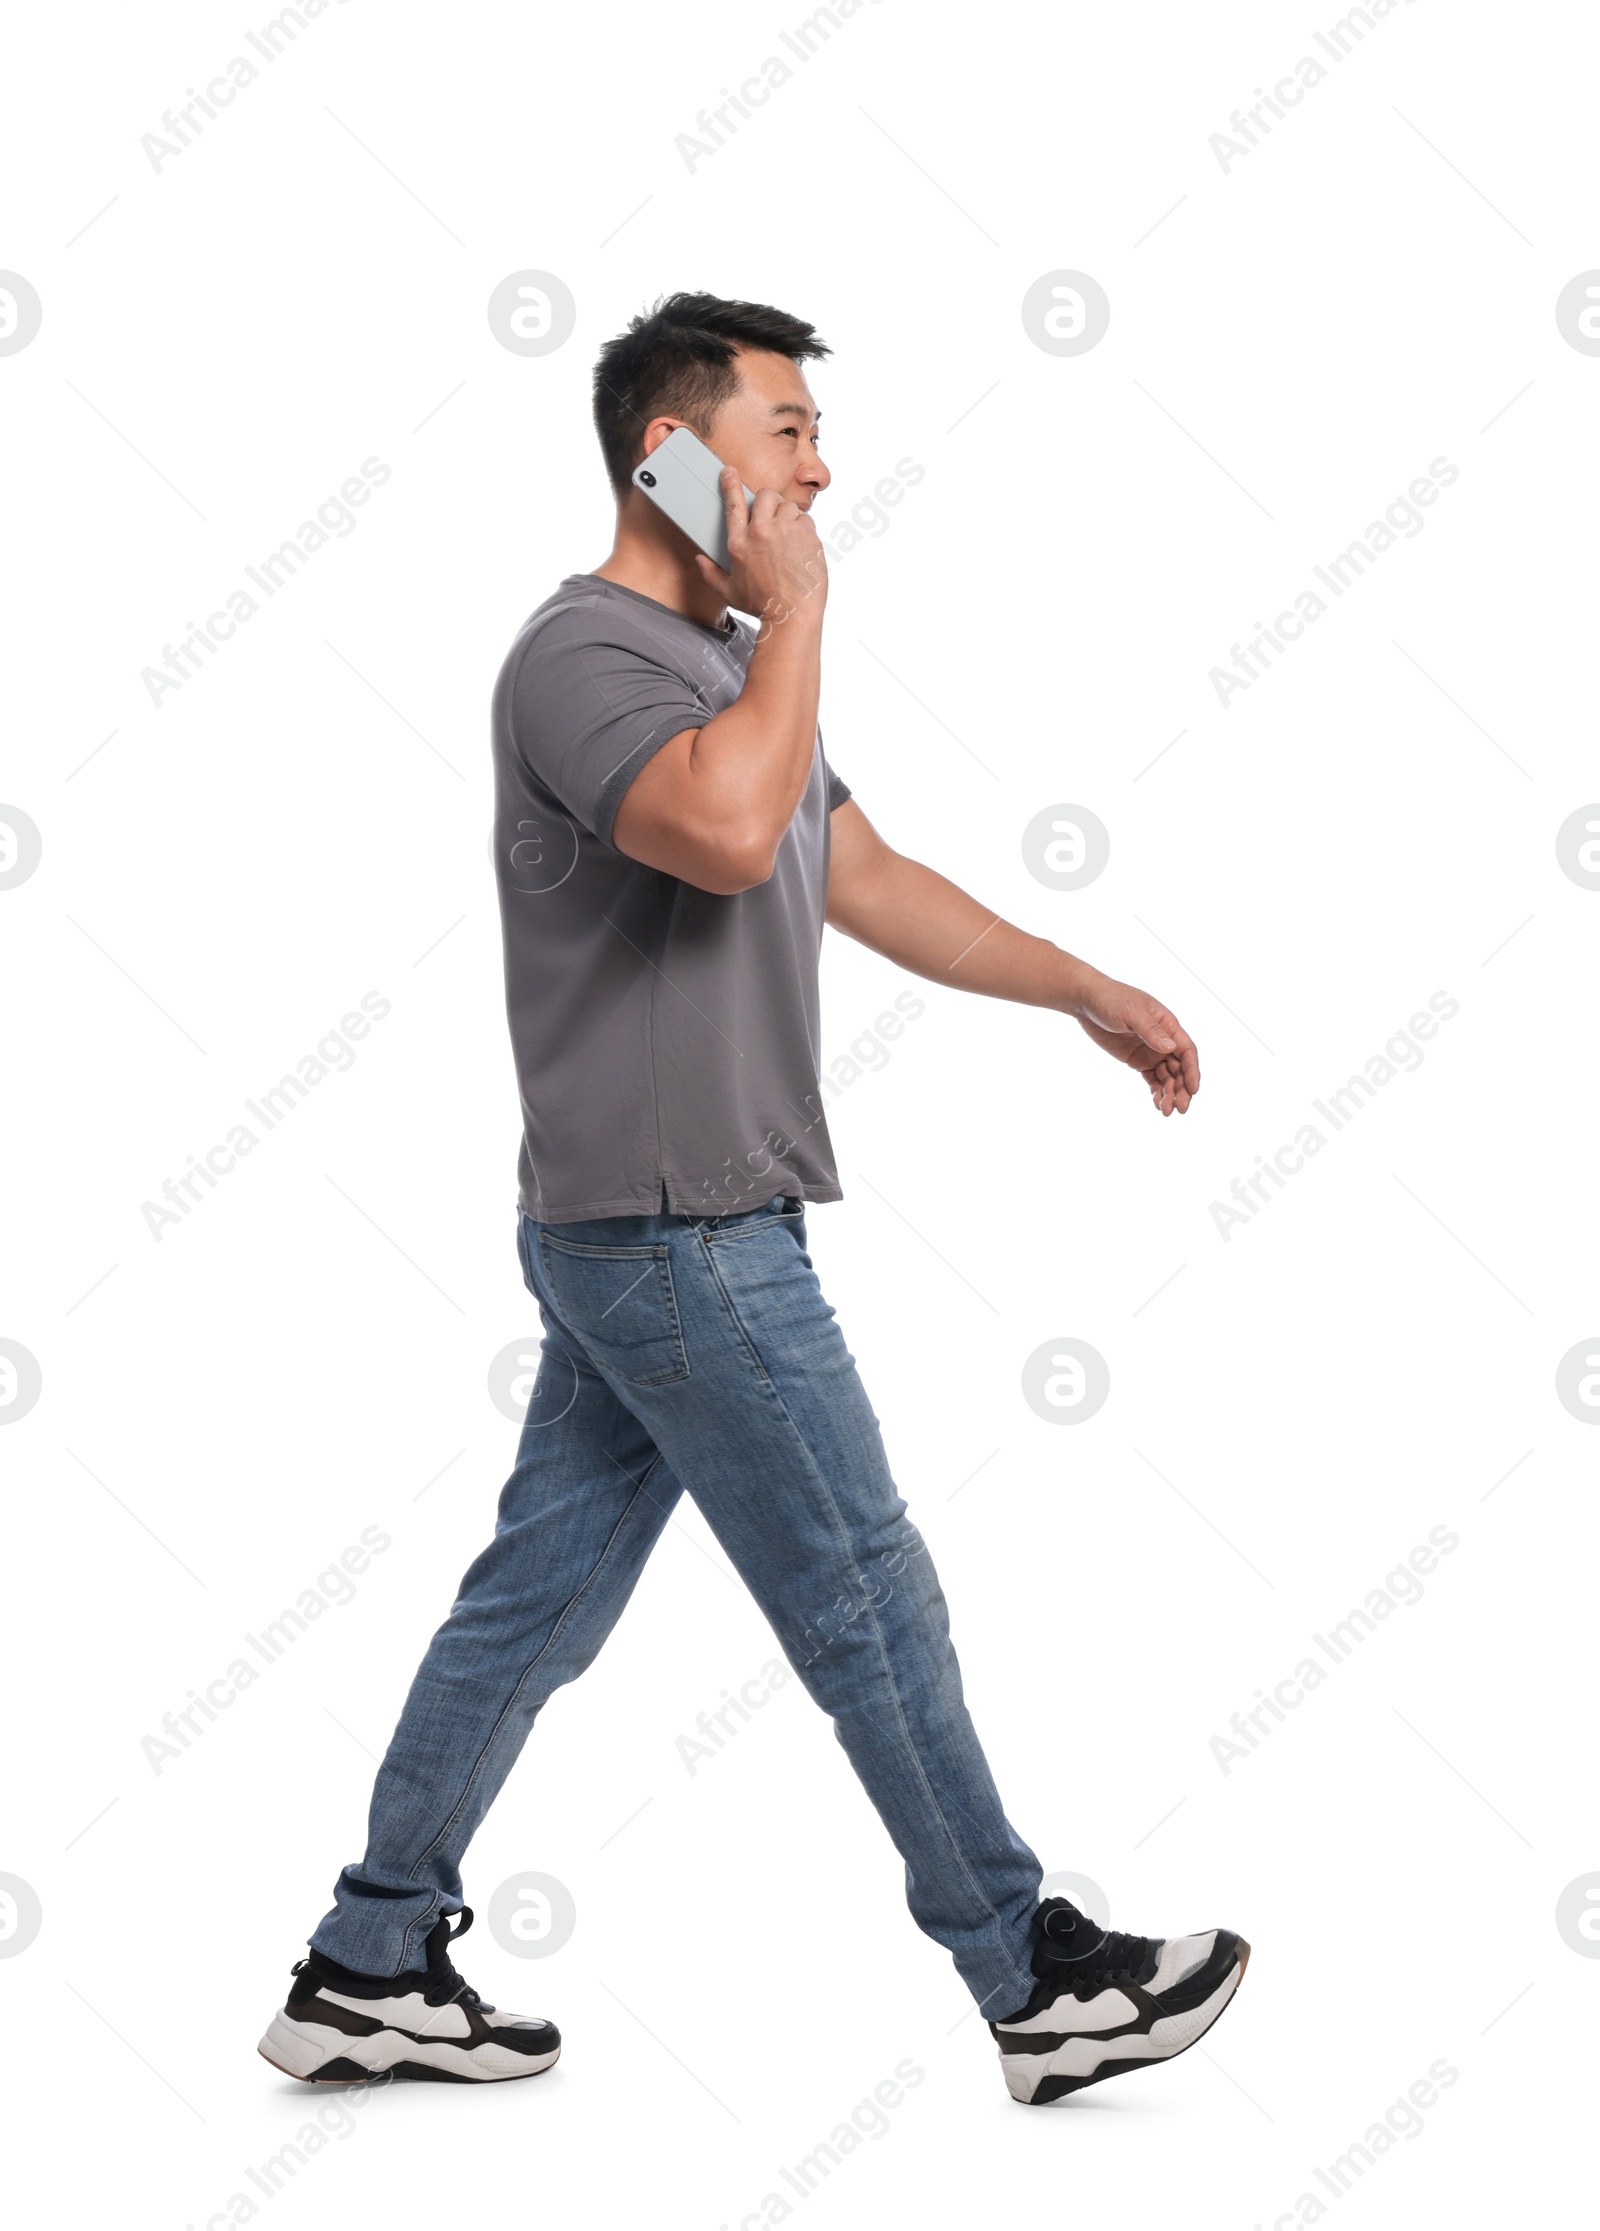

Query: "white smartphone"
left=631, top=426, right=754, bottom=572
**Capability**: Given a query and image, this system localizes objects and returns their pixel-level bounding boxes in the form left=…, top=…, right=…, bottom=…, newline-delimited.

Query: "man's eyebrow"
left=768, top=402, right=821, bottom=422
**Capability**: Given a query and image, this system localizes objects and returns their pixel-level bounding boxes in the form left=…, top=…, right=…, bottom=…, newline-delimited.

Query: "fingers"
left=729, top=468, right=783, bottom=519
left=1139, top=1000, right=1199, bottom=1099
left=720, top=464, right=754, bottom=552
left=1164, top=1018, right=1200, bottom=1097
left=1145, top=1051, right=1194, bottom=1117
left=1162, top=1035, right=1199, bottom=1099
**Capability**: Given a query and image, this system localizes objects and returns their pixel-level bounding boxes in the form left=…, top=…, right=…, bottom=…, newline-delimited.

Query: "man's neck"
left=593, top=511, right=729, bottom=631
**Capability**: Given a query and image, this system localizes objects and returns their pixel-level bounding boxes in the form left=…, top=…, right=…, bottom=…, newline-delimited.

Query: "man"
left=258, top=293, right=1248, bottom=2106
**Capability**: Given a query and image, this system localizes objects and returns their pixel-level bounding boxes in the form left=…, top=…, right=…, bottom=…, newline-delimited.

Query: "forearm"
left=612, top=609, right=823, bottom=891
left=611, top=465, right=832, bottom=895
left=828, top=846, right=1103, bottom=1016
left=686, top=610, right=822, bottom=861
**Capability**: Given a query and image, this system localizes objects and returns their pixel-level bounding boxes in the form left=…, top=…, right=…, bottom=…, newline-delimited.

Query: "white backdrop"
left=3, top=0, right=1595, bottom=2223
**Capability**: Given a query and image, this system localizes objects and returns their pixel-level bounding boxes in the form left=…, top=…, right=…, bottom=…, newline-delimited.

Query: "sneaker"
left=991, top=1896, right=1249, bottom=2104
left=257, top=1907, right=561, bottom=2085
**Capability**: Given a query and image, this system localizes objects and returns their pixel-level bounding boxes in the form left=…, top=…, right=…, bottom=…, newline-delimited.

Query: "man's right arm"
left=611, top=471, right=827, bottom=895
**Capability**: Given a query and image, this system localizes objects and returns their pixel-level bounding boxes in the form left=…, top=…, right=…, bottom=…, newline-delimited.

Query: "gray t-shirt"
left=491, top=572, right=851, bottom=1223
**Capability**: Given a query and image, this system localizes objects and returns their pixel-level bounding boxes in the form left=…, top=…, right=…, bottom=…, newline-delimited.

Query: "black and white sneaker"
left=991, top=1896, right=1249, bottom=2105
left=258, top=1908, right=561, bottom=2085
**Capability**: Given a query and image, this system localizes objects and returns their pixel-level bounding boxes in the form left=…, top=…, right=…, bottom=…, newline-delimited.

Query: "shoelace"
left=1036, top=1902, right=1160, bottom=1995
left=291, top=1905, right=493, bottom=2011
left=422, top=1905, right=493, bottom=2012
left=1054, top=1928, right=1159, bottom=1992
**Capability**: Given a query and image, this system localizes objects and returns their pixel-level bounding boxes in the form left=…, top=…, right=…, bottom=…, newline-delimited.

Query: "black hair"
left=591, top=290, right=830, bottom=495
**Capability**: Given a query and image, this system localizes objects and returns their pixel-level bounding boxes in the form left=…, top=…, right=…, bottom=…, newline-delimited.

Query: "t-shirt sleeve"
left=823, top=750, right=852, bottom=812
left=509, top=611, right=717, bottom=848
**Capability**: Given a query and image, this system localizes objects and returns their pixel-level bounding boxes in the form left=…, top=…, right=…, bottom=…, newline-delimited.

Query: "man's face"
left=645, top=348, right=830, bottom=509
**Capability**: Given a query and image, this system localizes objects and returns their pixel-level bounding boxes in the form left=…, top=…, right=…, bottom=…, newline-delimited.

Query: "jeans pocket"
left=700, top=1204, right=838, bottom=1375
left=536, top=1236, right=690, bottom=1386
left=703, top=1194, right=805, bottom=1245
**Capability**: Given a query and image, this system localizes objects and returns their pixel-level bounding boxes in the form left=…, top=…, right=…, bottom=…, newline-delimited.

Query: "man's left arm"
left=825, top=799, right=1200, bottom=1117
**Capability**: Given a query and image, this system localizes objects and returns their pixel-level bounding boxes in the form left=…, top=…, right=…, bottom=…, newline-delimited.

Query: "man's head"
left=593, top=291, right=832, bottom=511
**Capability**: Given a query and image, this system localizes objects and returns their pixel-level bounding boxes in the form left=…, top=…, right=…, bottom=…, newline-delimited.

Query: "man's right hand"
left=695, top=466, right=828, bottom=631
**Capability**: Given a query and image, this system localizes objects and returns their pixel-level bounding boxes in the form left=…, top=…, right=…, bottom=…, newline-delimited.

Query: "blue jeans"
left=310, top=1194, right=1042, bottom=2013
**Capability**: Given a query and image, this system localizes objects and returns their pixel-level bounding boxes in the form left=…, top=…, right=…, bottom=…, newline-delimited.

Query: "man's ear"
left=639, top=416, right=685, bottom=460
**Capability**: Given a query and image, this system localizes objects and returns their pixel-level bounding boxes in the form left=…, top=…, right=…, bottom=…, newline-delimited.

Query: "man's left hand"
left=1074, top=976, right=1200, bottom=1116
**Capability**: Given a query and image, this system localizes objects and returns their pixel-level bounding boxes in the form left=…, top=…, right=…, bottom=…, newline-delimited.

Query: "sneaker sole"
left=1002, top=1937, right=1250, bottom=2105
left=258, top=2010, right=560, bottom=2086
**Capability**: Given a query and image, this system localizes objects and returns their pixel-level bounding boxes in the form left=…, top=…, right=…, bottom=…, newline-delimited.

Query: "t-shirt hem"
left=519, top=1179, right=843, bottom=1226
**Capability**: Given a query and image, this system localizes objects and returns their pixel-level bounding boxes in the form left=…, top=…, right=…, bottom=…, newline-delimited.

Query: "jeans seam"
left=403, top=1451, right=672, bottom=1934
left=538, top=1235, right=671, bottom=1260
left=781, top=1400, right=1007, bottom=1949
left=697, top=1240, right=773, bottom=1383
left=690, top=1240, right=1009, bottom=1954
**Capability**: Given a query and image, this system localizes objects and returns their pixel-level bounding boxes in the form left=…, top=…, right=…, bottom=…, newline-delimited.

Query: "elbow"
left=697, top=827, right=777, bottom=896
